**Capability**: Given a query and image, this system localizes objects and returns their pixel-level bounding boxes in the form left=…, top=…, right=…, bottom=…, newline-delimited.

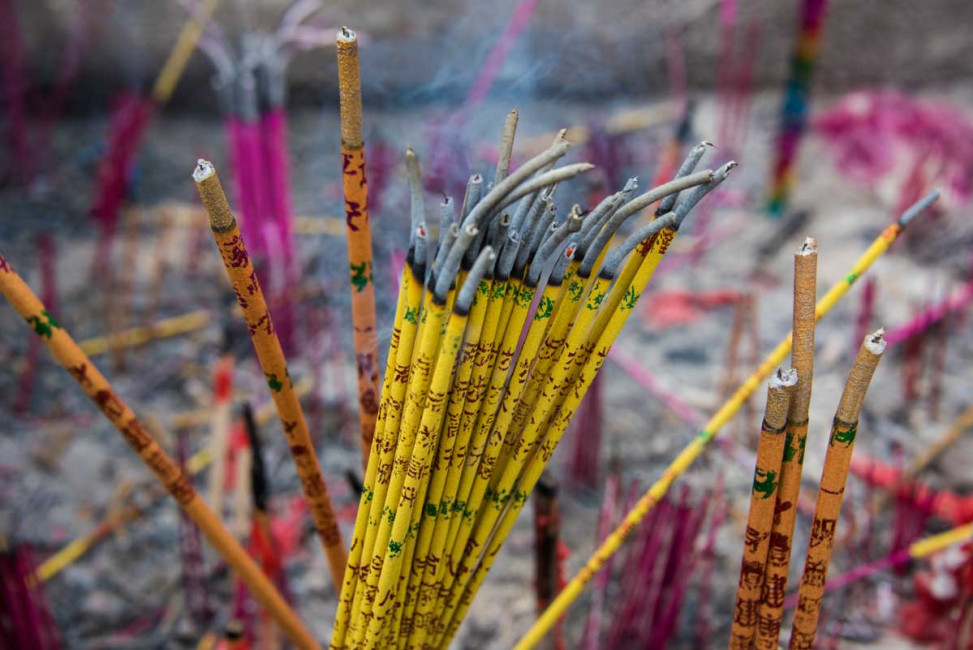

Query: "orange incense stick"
left=728, top=367, right=796, bottom=649
left=755, top=239, right=817, bottom=649
left=788, top=330, right=886, bottom=649
left=336, top=27, right=381, bottom=468
left=194, top=160, right=347, bottom=589
left=0, top=253, right=320, bottom=650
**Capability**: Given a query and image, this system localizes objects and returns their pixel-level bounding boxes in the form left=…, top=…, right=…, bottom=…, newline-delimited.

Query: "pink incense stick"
left=0, top=0, right=34, bottom=186
left=458, top=0, right=541, bottom=119
left=885, top=279, right=973, bottom=346
left=581, top=473, right=620, bottom=650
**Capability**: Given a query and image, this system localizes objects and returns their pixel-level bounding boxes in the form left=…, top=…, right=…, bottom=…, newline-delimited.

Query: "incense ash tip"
left=799, top=237, right=818, bottom=255
left=772, top=367, right=799, bottom=389
left=337, top=26, right=356, bottom=43
left=193, top=159, right=215, bottom=182
left=866, top=328, right=887, bottom=355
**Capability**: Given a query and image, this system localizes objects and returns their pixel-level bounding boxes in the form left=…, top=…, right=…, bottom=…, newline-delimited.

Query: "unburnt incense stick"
left=193, top=159, right=347, bottom=590
left=728, top=368, right=797, bottom=650
left=788, top=329, right=886, bottom=649
left=0, top=253, right=319, bottom=650
left=755, top=237, right=818, bottom=649
left=515, top=190, right=940, bottom=650
left=336, top=27, right=381, bottom=467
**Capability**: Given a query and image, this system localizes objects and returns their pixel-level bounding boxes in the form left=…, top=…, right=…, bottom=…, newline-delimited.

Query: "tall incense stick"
left=788, top=329, right=886, bottom=649
left=728, top=368, right=796, bottom=649
left=336, top=27, right=381, bottom=468
left=194, top=159, right=347, bottom=590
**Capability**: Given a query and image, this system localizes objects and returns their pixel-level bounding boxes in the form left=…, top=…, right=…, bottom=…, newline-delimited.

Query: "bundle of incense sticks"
left=326, top=93, right=731, bottom=645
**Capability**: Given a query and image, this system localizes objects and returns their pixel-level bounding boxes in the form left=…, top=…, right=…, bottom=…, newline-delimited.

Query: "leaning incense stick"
left=788, top=329, right=886, bottom=649
left=337, top=27, right=381, bottom=467
left=37, top=386, right=297, bottom=582
left=728, top=368, right=797, bottom=650
left=0, top=253, right=319, bottom=650
left=78, top=309, right=211, bottom=356
left=152, top=0, right=220, bottom=103
left=514, top=190, right=939, bottom=650
left=755, top=237, right=818, bottom=649
left=193, top=159, right=347, bottom=590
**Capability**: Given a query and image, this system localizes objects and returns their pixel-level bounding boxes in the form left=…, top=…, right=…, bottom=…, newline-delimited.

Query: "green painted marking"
left=388, top=540, right=403, bottom=557
left=586, top=290, right=604, bottom=311
left=620, top=285, right=639, bottom=312
left=27, top=310, right=61, bottom=339
left=568, top=280, right=584, bottom=302
left=752, top=468, right=778, bottom=499
left=404, top=306, right=418, bottom=324
left=845, top=272, right=858, bottom=284
left=265, top=372, right=284, bottom=392
left=830, top=423, right=857, bottom=448
left=426, top=503, right=438, bottom=517
left=534, top=295, right=555, bottom=320
left=350, top=261, right=372, bottom=293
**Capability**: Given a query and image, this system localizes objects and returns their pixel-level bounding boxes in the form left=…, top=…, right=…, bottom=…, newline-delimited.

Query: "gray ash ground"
left=1, top=89, right=971, bottom=649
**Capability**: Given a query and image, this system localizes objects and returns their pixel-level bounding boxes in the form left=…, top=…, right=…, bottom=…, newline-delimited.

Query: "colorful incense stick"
left=336, top=27, right=381, bottom=468
left=755, top=238, right=818, bottom=649
left=728, top=368, right=797, bottom=649
left=194, top=159, right=347, bottom=590
left=788, top=329, right=886, bottom=649
left=0, top=252, right=319, bottom=650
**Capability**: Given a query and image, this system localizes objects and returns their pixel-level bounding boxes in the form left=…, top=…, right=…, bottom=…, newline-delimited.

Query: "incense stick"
left=337, top=27, right=382, bottom=468
left=729, top=368, right=797, bottom=649
left=755, top=237, right=818, bottom=649
left=515, top=190, right=939, bottom=650
left=788, top=329, right=886, bottom=649
left=193, top=159, right=347, bottom=590
left=0, top=253, right=319, bottom=650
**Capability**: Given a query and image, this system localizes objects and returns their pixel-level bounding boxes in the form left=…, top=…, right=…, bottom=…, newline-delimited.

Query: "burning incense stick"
left=193, top=159, right=347, bottom=589
left=515, top=190, right=940, bottom=649
left=788, top=329, right=886, bottom=649
left=336, top=27, right=381, bottom=467
left=729, top=367, right=797, bottom=649
left=0, top=253, right=319, bottom=650
left=755, top=237, right=818, bottom=649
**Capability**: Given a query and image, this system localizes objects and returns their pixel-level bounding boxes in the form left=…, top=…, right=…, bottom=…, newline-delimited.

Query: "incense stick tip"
left=337, top=26, right=356, bottom=43
left=193, top=159, right=215, bottom=183
left=799, top=237, right=818, bottom=255
left=772, top=367, right=799, bottom=389
left=865, top=327, right=887, bottom=354
left=898, top=189, right=941, bottom=227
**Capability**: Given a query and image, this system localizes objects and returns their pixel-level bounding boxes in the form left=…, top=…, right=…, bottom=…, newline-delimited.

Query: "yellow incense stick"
left=332, top=263, right=424, bottom=648
left=0, top=253, right=319, bottom=650
left=152, top=0, right=220, bottom=103
left=78, top=310, right=211, bottom=356
left=513, top=190, right=940, bottom=650
left=194, top=160, right=347, bottom=589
